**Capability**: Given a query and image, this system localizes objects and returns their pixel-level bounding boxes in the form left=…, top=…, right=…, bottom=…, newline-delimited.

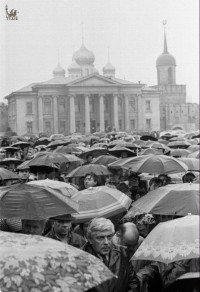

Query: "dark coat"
left=82, top=242, right=140, bottom=292
left=45, top=228, right=86, bottom=248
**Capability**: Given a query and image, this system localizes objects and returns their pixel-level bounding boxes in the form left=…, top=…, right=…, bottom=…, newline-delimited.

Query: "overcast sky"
left=0, top=0, right=199, bottom=103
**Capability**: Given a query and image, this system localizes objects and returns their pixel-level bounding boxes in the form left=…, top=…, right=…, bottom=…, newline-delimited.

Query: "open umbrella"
left=187, top=145, right=199, bottom=153
left=54, top=145, right=88, bottom=155
left=0, top=158, right=22, bottom=166
left=12, top=141, right=30, bottom=149
left=92, top=155, right=118, bottom=165
left=78, top=148, right=108, bottom=160
left=140, top=135, right=158, bottom=141
left=108, top=146, right=136, bottom=157
left=72, top=186, right=132, bottom=223
left=125, top=183, right=199, bottom=217
left=188, top=151, right=200, bottom=159
left=28, top=152, right=71, bottom=167
left=140, top=148, right=163, bottom=155
left=0, top=231, right=114, bottom=292
left=0, top=183, right=79, bottom=219
left=0, top=168, right=19, bottom=181
left=28, top=179, right=78, bottom=198
left=170, top=149, right=190, bottom=157
left=131, top=215, right=199, bottom=264
left=178, top=158, right=200, bottom=171
left=66, top=164, right=112, bottom=178
left=168, top=141, right=191, bottom=149
left=108, top=154, right=188, bottom=174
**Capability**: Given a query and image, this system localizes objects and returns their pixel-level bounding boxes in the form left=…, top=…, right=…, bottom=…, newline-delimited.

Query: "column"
left=99, top=94, right=105, bottom=132
left=38, top=96, right=43, bottom=133
left=113, top=94, right=119, bottom=131
left=84, top=94, right=90, bottom=134
left=53, top=96, right=58, bottom=134
left=124, top=95, right=130, bottom=131
left=137, top=94, right=143, bottom=131
left=69, top=95, right=75, bottom=133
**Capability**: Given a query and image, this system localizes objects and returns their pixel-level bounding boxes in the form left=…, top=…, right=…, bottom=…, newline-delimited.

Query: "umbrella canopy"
left=168, top=141, right=191, bottom=149
left=187, top=145, right=199, bottom=153
left=12, top=141, right=30, bottom=149
left=46, top=139, right=71, bottom=149
left=178, top=158, right=200, bottom=171
left=170, top=149, right=190, bottom=157
left=92, top=155, right=118, bottom=165
left=0, top=231, right=114, bottom=292
left=90, top=143, right=108, bottom=148
left=0, top=183, right=79, bottom=219
left=55, top=145, right=88, bottom=155
left=28, top=152, right=71, bottom=167
left=72, top=186, right=132, bottom=223
left=140, top=148, right=163, bottom=155
left=0, top=168, right=19, bottom=180
left=140, top=135, right=158, bottom=141
left=2, top=146, right=20, bottom=153
left=169, top=136, right=186, bottom=141
left=125, top=183, right=199, bottom=217
left=108, top=146, right=136, bottom=157
left=108, top=154, right=188, bottom=174
left=79, top=148, right=108, bottom=160
left=0, top=158, right=22, bottom=165
left=28, top=179, right=78, bottom=198
left=188, top=151, right=200, bottom=159
left=149, top=142, right=170, bottom=151
left=131, top=215, right=199, bottom=264
left=67, top=164, right=112, bottom=178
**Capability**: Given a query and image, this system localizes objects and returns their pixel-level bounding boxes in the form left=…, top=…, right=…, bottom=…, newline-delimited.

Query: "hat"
left=50, top=214, right=74, bottom=221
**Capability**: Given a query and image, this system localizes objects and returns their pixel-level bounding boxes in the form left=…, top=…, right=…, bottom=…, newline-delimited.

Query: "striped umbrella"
left=71, top=186, right=132, bottom=223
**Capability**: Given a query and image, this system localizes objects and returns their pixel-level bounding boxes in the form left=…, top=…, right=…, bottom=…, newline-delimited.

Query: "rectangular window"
left=104, top=98, right=109, bottom=112
left=130, top=100, right=136, bottom=112
left=130, top=119, right=136, bottom=130
left=59, top=121, right=65, bottom=133
left=26, top=102, right=32, bottom=114
left=44, top=99, right=51, bottom=115
left=119, top=120, right=122, bottom=130
left=146, top=119, right=151, bottom=130
left=75, top=99, right=80, bottom=113
left=146, top=100, right=151, bottom=112
left=76, top=121, right=81, bottom=132
left=45, top=121, right=51, bottom=133
left=90, top=99, right=95, bottom=113
left=26, top=121, right=33, bottom=133
left=58, top=100, right=65, bottom=114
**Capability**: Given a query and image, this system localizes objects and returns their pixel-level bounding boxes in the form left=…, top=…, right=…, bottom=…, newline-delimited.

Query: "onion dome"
left=156, top=31, right=176, bottom=67
left=103, top=61, right=115, bottom=72
left=68, top=58, right=82, bottom=72
left=53, top=63, right=65, bottom=77
left=73, top=44, right=95, bottom=66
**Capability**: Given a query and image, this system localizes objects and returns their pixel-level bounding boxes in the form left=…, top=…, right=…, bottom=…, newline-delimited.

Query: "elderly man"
left=46, top=214, right=86, bottom=248
left=17, top=166, right=30, bottom=183
left=83, top=217, right=140, bottom=292
left=113, top=222, right=144, bottom=259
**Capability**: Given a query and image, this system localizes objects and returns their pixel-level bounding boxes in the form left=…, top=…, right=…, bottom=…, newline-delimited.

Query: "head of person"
left=117, top=222, right=139, bottom=257
left=84, top=172, right=98, bottom=189
left=86, top=154, right=93, bottom=164
left=121, top=151, right=128, bottom=158
left=22, top=219, right=46, bottom=235
left=158, top=174, right=171, bottom=186
left=51, top=215, right=73, bottom=238
left=129, top=173, right=140, bottom=190
left=79, top=222, right=90, bottom=238
left=182, top=172, right=196, bottom=183
left=149, top=177, right=163, bottom=191
left=18, top=167, right=30, bottom=182
left=117, top=182, right=131, bottom=197
left=87, top=217, right=115, bottom=256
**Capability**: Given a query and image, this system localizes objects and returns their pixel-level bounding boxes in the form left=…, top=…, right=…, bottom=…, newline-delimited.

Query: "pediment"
left=68, top=74, right=119, bottom=87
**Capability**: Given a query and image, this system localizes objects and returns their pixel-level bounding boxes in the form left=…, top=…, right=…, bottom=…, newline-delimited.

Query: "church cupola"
left=156, top=22, right=176, bottom=85
left=103, top=48, right=115, bottom=78
left=53, top=63, right=65, bottom=77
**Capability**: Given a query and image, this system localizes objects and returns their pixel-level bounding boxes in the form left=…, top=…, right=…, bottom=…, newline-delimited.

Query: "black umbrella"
left=140, top=135, right=158, bottom=141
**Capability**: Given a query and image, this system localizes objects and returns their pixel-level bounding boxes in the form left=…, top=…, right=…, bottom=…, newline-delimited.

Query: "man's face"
left=129, top=177, right=139, bottom=189
left=87, top=155, right=93, bottom=163
left=22, top=220, right=45, bottom=235
left=84, top=175, right=97, bottom=189
left=19, top=169, right=29, bottom=181
left=53, top=220, right=72, bottom=237
left=89, top=229, right=114, bottom=256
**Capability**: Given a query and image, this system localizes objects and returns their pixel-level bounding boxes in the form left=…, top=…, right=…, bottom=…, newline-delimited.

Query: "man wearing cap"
left=45, top=214, right=86, bottom=249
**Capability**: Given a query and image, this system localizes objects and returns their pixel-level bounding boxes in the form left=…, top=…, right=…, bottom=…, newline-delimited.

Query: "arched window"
left=168, top=67, right=173, bottom=84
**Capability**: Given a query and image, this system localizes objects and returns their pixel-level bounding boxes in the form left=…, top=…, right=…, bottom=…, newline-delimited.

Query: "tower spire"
left=81, top=22, right=84, bottom=44
left=107, top=46, right=110, bottom=62
left=162, top=20, right=168, bottom=53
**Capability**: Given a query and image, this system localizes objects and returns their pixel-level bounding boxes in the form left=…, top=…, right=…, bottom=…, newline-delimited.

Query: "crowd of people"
left=0, top=130, right=199, bottom=292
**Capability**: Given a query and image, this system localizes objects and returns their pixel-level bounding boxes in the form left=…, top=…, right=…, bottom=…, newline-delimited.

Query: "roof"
left=111, top=77, right=138, bottom=85
left=37, top=76, right=77, bottom=86
left=15, top=83, right=37, bottom=92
